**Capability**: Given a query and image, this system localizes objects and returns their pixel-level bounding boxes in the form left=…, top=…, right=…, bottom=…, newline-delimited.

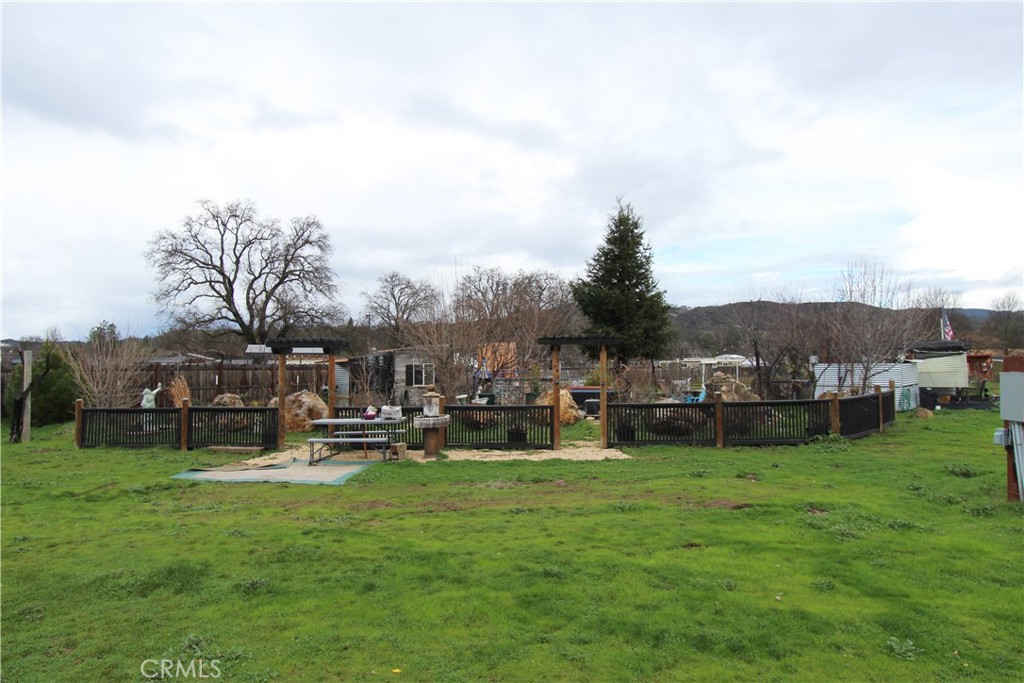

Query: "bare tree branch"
left=146, top=200, right=345, bottom=343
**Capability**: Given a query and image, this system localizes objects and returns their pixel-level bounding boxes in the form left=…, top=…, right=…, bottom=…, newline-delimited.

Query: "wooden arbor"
left=266, top=338, right=347, bottom=449
left=538, top=336, right=621, bottom=449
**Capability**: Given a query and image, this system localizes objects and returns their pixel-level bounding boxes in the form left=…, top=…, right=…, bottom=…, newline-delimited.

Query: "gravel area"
left=233, top=442, right=630, bottom=466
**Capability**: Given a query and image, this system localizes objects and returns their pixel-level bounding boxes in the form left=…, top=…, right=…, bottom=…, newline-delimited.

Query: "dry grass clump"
left=167, top=376, right=190, bottom=407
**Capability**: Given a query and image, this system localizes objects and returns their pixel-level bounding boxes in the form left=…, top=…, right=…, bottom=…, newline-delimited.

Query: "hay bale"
left=268, top=390, right=328, bottom=432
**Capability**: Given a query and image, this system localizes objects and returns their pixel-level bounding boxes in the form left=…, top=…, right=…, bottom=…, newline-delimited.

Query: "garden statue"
left=141, top=383, right=163, bottom=408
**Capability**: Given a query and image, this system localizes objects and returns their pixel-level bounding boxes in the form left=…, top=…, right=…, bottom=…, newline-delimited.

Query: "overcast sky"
left=2, top=2, right=1021, bottom=341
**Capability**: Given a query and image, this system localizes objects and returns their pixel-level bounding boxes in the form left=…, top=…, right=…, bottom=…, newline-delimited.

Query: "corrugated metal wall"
left=813, top=362, right=920, bottom=411
left=917, top=354, right=969, bottom=389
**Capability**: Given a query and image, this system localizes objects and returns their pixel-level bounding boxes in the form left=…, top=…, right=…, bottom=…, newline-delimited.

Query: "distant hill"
left=668, top=302, right=995, bottom=356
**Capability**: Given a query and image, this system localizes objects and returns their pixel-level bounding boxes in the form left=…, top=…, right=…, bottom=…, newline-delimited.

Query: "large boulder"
left=536, top=388, right=580, bottom=425
left=211, top=393, right=244, bottom=408
left=268, top=390, right=328, bottom=432
left=706, top=371, right=760, bottom=402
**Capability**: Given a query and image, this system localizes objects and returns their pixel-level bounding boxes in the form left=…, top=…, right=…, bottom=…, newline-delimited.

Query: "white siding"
left=812, top=362, right=920, bottom=411
left=917, top=354, right=969, bottom=389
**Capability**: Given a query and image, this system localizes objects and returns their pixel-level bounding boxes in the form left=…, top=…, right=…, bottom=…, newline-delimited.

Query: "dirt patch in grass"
left=703, top=499, right=753, bottom=510
left=353, top=500, right=396, bottom=510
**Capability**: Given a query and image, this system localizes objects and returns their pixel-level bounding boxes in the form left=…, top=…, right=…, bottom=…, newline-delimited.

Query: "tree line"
left=6, top=197, right=1023, bottom=428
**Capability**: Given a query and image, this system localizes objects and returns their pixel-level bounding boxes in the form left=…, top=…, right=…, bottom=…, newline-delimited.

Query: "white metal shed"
left=812, top=361, right=920, bottom=411
left=916, top=353, right=969, bottom=389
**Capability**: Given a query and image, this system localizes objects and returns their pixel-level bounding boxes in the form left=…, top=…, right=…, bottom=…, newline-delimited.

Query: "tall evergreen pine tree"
left=570, top=200, right=674, bottom=366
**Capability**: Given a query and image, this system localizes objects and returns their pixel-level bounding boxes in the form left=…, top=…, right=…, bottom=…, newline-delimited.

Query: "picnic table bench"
left=308, top=418, right=407, bottom=465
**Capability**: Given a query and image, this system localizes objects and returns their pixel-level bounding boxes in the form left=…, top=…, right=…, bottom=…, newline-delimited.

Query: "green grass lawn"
left=2, top=410, right=1021, bottom=682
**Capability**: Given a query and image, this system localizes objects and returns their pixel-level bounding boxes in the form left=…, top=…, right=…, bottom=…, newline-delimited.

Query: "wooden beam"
left=277, top=353, right=288, bottom=449
left=328, top=351, right=337, bottom=418
left=552, top=344, right=561, bottom=450
left=599, top=344, right=608, bottom=449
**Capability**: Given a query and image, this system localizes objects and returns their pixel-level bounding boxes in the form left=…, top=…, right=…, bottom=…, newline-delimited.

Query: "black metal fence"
left=608, top=403, right=717, bottom=447
left=608, top=392, right=894, bottom=448
left=79, top=408, right=182, bottom=448
left=334, top=405, right=554, bottom=450
left=78, top=405, right=277, bottom=449
left=722, top=400, right=833, bottom=445
left=839, top=393, right=882, bottom=439
left=447, top=405, right=554, bottom=449
left=187, top=407, right=278, bottom=449
left=79, top=392, right=892, bottom=452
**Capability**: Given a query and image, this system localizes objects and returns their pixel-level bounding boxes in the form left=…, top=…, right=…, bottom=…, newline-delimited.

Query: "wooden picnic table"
left=308, top=417, right=407, bottom=464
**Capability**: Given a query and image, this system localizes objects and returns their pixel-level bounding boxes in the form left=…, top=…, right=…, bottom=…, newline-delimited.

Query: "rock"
left=706, top=371, right=760, bottom=402
left=268, top=390, right=328, bottom=432
left=536, top=388, right=580, bottom=425
left=211, top=393, right=244, bottom=408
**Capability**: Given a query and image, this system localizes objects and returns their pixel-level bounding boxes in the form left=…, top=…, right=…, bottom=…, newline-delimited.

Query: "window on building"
left=405, top=363, right=435, bottom=387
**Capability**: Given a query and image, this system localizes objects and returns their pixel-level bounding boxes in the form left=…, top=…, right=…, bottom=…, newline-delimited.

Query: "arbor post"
left=327, top=351, right=337, bottom=418
left=599, top=344, right=609, bottom=449
left=551, top=345, right=561, bottom=450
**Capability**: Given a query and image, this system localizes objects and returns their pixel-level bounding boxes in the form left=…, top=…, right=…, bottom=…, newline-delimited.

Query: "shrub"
left=2, top=344, right=78, bottom=426
left=945, top=463, right=977, bottom=478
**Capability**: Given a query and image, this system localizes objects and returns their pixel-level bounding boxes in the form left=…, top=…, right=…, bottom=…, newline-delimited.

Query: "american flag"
left=941, top=309, right=955, bottom=341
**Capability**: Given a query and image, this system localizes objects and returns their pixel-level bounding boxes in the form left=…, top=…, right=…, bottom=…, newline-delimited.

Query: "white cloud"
left=2, top=2, right=1021, bottom=338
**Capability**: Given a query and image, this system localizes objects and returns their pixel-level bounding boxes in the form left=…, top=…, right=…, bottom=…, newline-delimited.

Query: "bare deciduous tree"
left=986, top=290, right=1024, bottom=354
left=398, top=266, right=582, bottom=401
left=146, top=200, right=345, bottom=344
left=453, top=266, right=583, bottom=400
left=822, top=259, right=931, bottom=393
left=60, top=322, right=153, bottom=407
left=398, top=272, right=480, bottom=399
left=727, top=291, right=818, bottom=399
left=361, top=271, right=437, bottom=347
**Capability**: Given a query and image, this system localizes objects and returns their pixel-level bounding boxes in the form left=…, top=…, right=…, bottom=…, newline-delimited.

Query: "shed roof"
left=260, top=338, right=349, bottom=355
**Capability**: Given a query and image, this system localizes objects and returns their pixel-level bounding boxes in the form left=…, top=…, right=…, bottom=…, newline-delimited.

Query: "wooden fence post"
left=874, top=384, right=884, bottom=432
left=599, top=344, right=609, bottom=449
left=551, top=345, right=561, bottom=451
left=20, top=350, right=31, bottom=443
left=180, top=397, right=190, bottom=451
left=277, top=354, right=287, bottom=449
left=715, top=391, right=724, bottom=448
left=830, top=392, right=841, bottom=435
left=439, top=395, right=447, bottom=447
left=74, top=399, right=84, bottom=448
